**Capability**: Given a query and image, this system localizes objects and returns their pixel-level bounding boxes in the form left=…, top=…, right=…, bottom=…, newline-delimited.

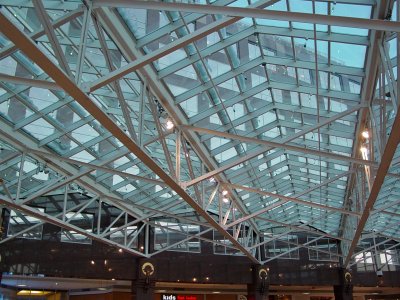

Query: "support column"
left=247, top=265, right=269, bottom=300
left=333, top=269, right=353, bottom=300
left=131, top=259, right=156, bottom=300
left=0, top=204, right=5, bottom=240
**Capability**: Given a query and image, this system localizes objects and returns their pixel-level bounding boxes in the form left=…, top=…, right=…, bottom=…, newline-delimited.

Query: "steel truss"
left=0, top=0, right=398, bottom=267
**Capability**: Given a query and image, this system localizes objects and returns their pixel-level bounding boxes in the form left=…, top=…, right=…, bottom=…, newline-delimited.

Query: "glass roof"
left=0, top=0, right=399, bottom=264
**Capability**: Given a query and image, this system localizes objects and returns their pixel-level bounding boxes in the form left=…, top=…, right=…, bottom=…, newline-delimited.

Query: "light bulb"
left=362, top=130, right=369, bottom=139
left=166, top=119, right=174, bottom=130
left=222, top=197, right=229, bottom=203
left=222, top=190, right=228, bottom=196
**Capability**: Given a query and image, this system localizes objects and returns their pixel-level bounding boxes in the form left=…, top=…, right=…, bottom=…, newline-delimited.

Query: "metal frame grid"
left=0, top=0, right=399, bottom=267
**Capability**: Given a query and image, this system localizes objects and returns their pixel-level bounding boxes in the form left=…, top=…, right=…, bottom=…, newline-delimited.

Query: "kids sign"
left=161, top=295, right=198, bottom=300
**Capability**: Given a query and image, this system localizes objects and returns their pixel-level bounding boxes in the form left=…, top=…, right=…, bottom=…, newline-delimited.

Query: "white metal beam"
left=0, top=73, right=62, bottom=91
left=226, top=170, right=353, bottom=225
left=161, top=49, right=365, bottom=80
left=228, top=183, right=360, bottom=218
left=181, top=125, right=376, bottom=168
left=93, top=0, right=400, bottom=32
left=26, top=148, right=166, bottom=186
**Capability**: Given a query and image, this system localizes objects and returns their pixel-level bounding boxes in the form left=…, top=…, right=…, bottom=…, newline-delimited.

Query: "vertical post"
left=397, top=0, right=399, bottom=110
left=139, top=83, right=146, bottom=148
left=361, top=142, right=371, bottom=192
left=369, top=105, right=381, bottom=161
left=218, top=192, right=223, bottom=225
left=97, top=198, right=102, bottom=235
left=15, top=152, right=26, bottom=202
left=380, top=67, right=385, bottom=148
left=147, top=90, right=175, bottom=176
left=381, top=67, right=386, bottom=149
left=373, top=233, right=382, bottom=279
left=381, top=42, right=398, bottom=111
left=201, top=163, right=205, bottom=209
left=382, top=81, right=387, bottom=146
left=205, top=184, right=218, bottom=211
left=247, top=265, right=269, bottom=300
left=176, top=130, right=181, bottom=182
left=132, top=259, right=156, bottom=300
left=145, top=223, right=149, bottom=256
left=76, top=3, right=91, bottom=84
left=124, top=212, right=128, bottom=246
left=62, top=185, right=68, bottom=222
left=333, top=269, right=353, bottom=300
left=0, top=203, right=5, bottom=241
left=222, top=202, right=232, bottom=225
left=368, top=116, right=374, bottom=163
left=259, top=235, right=266, bottom=262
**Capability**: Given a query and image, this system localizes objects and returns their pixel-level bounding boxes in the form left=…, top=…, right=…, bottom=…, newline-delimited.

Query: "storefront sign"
left=161, top=294, right=198, bottom=300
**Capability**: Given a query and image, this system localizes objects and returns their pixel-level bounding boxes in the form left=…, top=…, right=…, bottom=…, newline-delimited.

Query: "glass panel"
left=213, top=230, right=244, bottom=256
left=308, top=237, right=339, bottom=262
left=7, top=209, right=44, bottom=240
left=330, top=3, right=371, bottom=36
left=331, top=43, right=367, bottom=68
left=264, top=235, right=299, bottom=260
left=60, top=212, right=93, bottom=244
left=257, top=2, right=289, bottom=28
left=154, top=221, right=200, bottom=253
